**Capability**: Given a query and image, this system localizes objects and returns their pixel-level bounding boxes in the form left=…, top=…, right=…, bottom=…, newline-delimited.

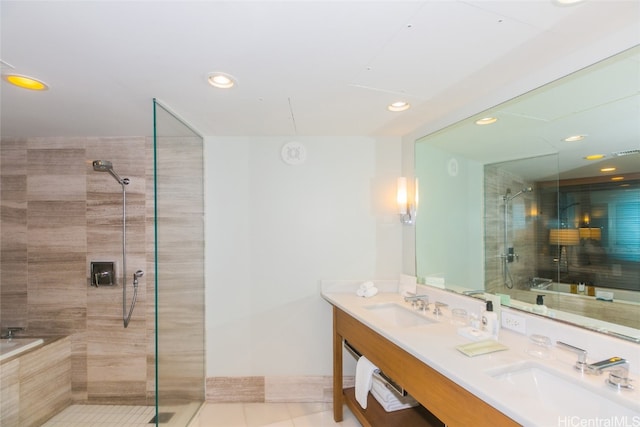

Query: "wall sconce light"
left=397, top=177, right=418, bottom=225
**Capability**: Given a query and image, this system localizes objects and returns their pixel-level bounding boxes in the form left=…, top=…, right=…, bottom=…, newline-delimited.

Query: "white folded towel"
left=355, top=356, right=379, bottom=409
left=371, top=377, right=418, bottom=412
left=371, top=376, right=395, bottom=402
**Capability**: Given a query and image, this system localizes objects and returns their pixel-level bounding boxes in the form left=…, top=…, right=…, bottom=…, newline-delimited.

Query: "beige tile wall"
left=1, top=137, right=153, bottom=405
left=1, top=134, right=205, bottom=408
left=0, top=337, right=72, bottom=427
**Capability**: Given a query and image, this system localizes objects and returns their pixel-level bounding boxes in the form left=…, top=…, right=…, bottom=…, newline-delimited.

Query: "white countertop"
left=322, top=284, right=640, bottom=426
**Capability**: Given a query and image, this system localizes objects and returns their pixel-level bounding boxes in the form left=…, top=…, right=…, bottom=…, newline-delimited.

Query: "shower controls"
left=91, top=262, right=115, bottom=287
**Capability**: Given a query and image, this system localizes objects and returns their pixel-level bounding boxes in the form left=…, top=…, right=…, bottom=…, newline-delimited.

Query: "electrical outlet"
left=502, top=311, right=526, bottom=334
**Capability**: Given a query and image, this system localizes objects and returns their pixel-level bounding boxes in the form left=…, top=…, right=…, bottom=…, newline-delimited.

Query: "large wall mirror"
left=415, top=45, right=639, bottom=343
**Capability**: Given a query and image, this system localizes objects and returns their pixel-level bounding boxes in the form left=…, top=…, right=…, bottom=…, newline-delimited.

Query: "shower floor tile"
left=42, top=404, right=155, bottom=427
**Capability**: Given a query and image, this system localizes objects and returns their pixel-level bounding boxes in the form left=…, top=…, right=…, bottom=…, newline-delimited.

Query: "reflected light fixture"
left=387, top=101, right=410, bottom=112
left=207, top=72, right=236, bottom=89
left=3, top=73, right=48, bottom=91
left=475, top=117, right=497, bottom=125
left=584, top=154, right=605, bottom=161
left=611, top=176, right=625, bottom=181
left=600, top=167, right=616, bottom=173
left=549, top=228, right=580, bottom=273
left=397, top=177, right=418, bottom=225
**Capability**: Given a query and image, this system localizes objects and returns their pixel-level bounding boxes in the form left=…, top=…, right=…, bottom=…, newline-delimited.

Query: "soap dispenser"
left=533, top=294, right=548, bottom=315
left=482, top=301, right=499, bottom=339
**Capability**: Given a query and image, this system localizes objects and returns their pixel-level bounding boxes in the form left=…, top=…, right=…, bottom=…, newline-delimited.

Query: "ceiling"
left=419, top=45, right=640, bottom=179
left=1, top=0, right=639, bottom=140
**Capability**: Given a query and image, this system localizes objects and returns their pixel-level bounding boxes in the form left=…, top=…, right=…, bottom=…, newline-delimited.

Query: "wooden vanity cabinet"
left=332, top=307, right=518, bottom=427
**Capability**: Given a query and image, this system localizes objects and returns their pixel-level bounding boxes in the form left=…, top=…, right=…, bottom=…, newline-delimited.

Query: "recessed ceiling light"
left=611, top=176, right=625, bottom=181
left=475, top=117, right=498, bottom=125
left=207, top=72, right=236, bottom=89
left=584, top=154, right=605, bottom=161
left=553, top=0, right=586, bottom=5
left=3, top=73, right=48, bottom=91
left=387, top=101, right=410, bottom=112
left=563, top=134, right=586, bottom=142
left=600, top=167, right=616, bottom=172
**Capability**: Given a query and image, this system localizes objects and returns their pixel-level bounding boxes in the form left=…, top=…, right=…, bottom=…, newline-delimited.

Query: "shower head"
left=504, top=187, right=533, bottom=202
left=92, top=160, right=129, bottom=185
left=92, top=159, right=113, bottom=171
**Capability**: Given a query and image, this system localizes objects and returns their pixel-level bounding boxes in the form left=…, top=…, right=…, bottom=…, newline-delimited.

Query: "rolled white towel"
left=363, top=287, right=378, bottom=298
left=356, top=285, right=378, bottom=298
left=360, top=281, right=375, bottom=290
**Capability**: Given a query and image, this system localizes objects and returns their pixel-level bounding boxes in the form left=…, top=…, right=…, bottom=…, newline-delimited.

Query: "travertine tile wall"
left=1, top=137, right=154, bottom=405
left=0, top=336, right=72, bottom=427
left=205, top=375, right=355, bottom=403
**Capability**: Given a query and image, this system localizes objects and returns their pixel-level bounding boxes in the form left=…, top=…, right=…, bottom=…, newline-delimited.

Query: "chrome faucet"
left=404, top=293, right=429, bottom=311
left=556, top=341, right=588, bottom=372
left=587, top=357, right=633, bottom=390
left=433, top=301, right=448, bottom=316
left=462, top=289, right=484, bottom=296
left=556, top=342, right=633, bottom=390
left=2, top=327, right=24, bottom=339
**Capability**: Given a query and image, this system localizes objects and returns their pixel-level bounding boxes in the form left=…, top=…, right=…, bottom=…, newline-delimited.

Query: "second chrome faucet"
left=556, top=341, right=633, bottom=390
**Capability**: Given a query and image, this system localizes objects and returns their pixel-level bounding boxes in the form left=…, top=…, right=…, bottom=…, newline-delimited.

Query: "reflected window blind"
left=614, top=196, right=640, bottom=261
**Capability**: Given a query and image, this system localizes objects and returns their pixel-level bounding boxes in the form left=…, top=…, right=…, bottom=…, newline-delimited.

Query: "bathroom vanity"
left=332, top=307, right=517, bottom=426
left=323, top=282, right=640, bottom=427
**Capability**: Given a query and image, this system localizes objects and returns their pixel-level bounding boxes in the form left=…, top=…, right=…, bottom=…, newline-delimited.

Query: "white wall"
left=414, top=144, right=484, bottom=288
left=204, top=136, right=403, bottom=377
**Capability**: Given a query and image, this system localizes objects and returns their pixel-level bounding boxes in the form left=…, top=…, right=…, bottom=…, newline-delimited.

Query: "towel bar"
left=344, top=340, right=407, bottom=397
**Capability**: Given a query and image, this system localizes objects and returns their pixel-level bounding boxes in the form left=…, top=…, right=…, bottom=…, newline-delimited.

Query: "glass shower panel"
left=153, top=99, right=205, bottom=426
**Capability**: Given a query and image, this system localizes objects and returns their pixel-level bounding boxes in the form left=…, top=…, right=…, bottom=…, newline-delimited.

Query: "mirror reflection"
left=415, top=46, right=639, bottom=342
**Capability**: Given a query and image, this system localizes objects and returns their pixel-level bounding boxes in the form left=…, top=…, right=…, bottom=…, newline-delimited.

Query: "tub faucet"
left=2, top=327, right=24, bottom=339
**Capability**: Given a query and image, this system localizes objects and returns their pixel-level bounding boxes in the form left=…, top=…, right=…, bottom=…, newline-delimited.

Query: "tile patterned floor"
left=42, top=405, right=155, bottom=427
left=41, top=403, right=359, bottom=427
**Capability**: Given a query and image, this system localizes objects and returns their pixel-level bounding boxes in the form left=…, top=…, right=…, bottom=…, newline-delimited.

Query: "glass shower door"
left=153, top=99, right=205, bottom=426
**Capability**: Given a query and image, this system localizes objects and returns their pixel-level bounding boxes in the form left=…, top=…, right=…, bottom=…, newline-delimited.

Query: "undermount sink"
left=487, top=361, right=639, bottom=419
left=364, top=303, right=437, bottom=327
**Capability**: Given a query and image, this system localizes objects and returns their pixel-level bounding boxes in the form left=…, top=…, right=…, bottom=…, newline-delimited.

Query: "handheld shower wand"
left=92, top=160, right=141, bottom=328
left=133, top=270, right=144, bottom=287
